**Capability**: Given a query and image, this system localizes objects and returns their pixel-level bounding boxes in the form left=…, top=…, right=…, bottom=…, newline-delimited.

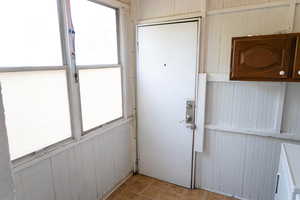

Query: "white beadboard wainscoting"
left=13, top=122, right=133, bottom=200
left=196, top=130, right=288, bottom=200
left=131, top=1, right=300, bottom=200
left=193, top=2, right=300, bottom=200
left=195, top=79, right=300, bottom=200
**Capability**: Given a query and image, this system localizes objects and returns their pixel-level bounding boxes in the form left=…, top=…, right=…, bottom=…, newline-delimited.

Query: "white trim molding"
left=207, top=1, right=289, bottom=16
left=205, top=124, right=300, bottom=142
left=91, top=0, right=129, bottom=9
left=137, top=11, right=205, bottom=25
left=13, top=117, right=133, bottom=173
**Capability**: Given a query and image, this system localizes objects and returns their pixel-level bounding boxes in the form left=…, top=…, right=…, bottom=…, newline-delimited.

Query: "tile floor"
left=107, top=174, right=238, bottom=200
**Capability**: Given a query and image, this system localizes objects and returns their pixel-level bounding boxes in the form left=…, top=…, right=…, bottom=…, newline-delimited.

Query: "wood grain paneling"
left=230, top=34, right=297, bottom=81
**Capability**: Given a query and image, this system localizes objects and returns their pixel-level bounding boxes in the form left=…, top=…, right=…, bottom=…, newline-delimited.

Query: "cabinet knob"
left=279, top=70, right=285, bottom=76
left=298, top=70, right=300, bottom=75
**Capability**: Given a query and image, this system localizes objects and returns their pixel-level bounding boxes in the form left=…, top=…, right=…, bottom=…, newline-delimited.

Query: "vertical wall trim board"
left=288, top=0, right=297, bottom=32
left=274, top=83, right=287, bottom=133
left=49, top=159, right=57, bottom=200
left=194, top=74, right=207, bottom=152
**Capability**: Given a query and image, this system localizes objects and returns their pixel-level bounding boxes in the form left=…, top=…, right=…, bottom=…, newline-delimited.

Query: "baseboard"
left=198, top=186, right=249, bottom=200
left=102, top=172, right=133, bottom=200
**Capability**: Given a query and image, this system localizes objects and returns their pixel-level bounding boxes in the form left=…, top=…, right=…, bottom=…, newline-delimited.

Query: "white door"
left=137, top=20, right=199, bottom=188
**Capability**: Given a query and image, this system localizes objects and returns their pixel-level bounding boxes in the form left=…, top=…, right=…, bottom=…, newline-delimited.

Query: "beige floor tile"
left=140, top=184, right=161, bottom=199
left=105, top=175, right=237, bottom=200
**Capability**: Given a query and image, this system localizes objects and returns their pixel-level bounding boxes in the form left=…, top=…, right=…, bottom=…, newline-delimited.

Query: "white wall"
left=0, top=1, right=137, bottom=200
left=201, top=3, right=300, bottom=200
left=13, top=123, right=133, bottom=200
left=0, top=87, right=15, bottom=200
left=133, top=1, right=300, bottom=200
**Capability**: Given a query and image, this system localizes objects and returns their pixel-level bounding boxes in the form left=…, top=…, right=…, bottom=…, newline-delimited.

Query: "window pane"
left=0, top=71, right=71, bottom=160
left=71, top=0, right=119, bottom=65
left=79, top=68, right=123, bottom=131
left=0, top=0, right=63, bottom=67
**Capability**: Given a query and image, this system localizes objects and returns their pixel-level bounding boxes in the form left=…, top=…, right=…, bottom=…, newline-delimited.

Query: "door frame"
left=135, top=17, right=202, bottom=189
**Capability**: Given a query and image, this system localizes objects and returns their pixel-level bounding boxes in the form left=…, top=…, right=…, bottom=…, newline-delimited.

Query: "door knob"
left=279, top=70, right=285, bottom=76
left=298, top=70, right=300, bottom=75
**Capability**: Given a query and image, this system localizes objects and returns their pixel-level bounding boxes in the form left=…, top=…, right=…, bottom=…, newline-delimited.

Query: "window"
left=71, top=0, right=119, bottom=65
left=79, top=68, right=123, bottom=131
left=71, top=0, right=123, bottom=131
left=0, top=0, right=63, bottom=67
left=0, top=0, right=71, bottom=160
left=0, top=71, right=71, bottom=160
left=0, top=0, right=125, bottom=160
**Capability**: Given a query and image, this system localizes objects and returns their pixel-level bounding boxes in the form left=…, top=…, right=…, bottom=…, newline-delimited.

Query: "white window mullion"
left=60, top=0, right=83, bottom=140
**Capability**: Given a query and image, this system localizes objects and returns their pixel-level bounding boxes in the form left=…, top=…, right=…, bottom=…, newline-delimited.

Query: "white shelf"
left=205, top=124, right=300, bottom=142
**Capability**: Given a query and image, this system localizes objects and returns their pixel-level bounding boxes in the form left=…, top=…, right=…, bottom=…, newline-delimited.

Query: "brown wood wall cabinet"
left=230, top=33, right=300, bottom=82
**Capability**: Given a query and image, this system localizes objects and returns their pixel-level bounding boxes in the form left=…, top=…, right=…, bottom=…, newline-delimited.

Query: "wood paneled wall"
left=14, top=123, right=133, bottom=200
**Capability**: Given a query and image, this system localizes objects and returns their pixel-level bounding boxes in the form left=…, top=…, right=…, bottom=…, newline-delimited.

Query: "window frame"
left=0, top=0, right=73, bottom=163
left=72, top=1, right=125, bottom=134
left=0, top=0, right=129, bottom=164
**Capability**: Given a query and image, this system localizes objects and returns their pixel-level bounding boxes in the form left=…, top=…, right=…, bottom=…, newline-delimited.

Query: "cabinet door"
left=293, top=36, right=300, bottom=80
left=231, top=36, right=296, bottom=81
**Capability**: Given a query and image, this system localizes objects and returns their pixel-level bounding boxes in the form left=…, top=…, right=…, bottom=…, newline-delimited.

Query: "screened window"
left=71, top=0, right=123, bottom=132
left=79, top=68, right=123, bottom=131
left=71, top=0, right=119, bottom=65
left=0, top=0, right=63, bottom=67
left=0, top=71, right=71, bottom=160
left=0, top=0, right=71, bottom=160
